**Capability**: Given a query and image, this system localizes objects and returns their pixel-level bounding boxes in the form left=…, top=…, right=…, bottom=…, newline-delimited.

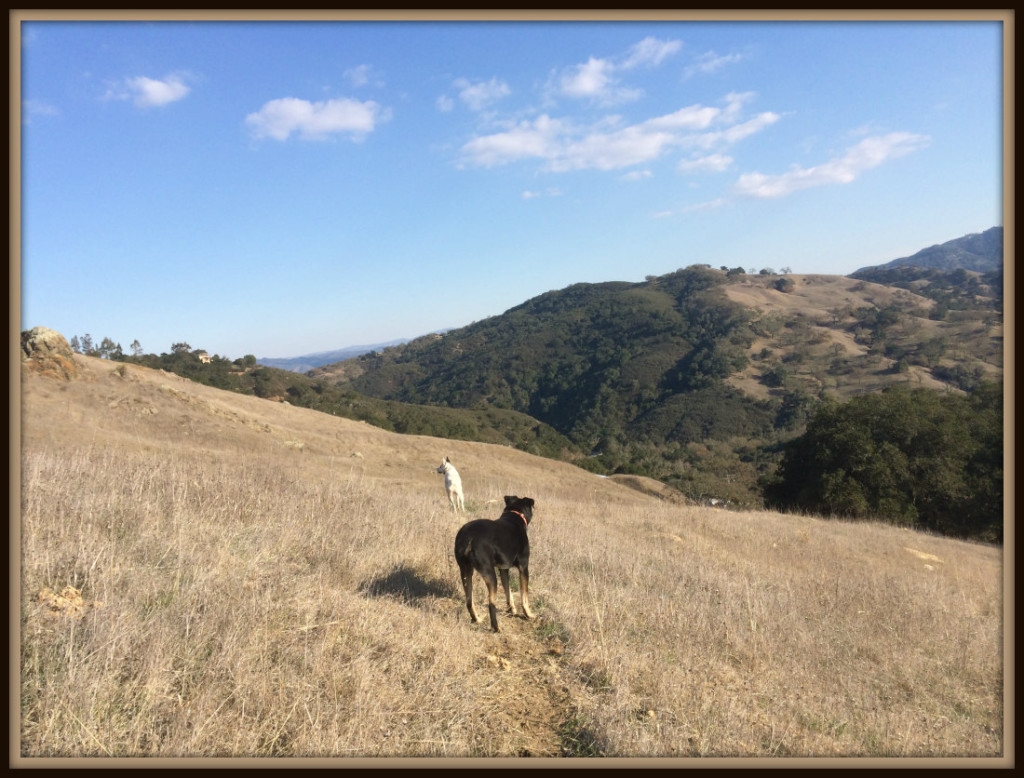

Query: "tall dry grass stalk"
left=17, top=357, right=1005, bottom=761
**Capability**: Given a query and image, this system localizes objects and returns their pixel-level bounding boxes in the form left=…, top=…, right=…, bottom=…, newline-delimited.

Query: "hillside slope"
left=721, top=272, right=1002, bottom=399
left=18, top=352, right=1005, bottom=760
left=309, top=265, right=1002, bottom=506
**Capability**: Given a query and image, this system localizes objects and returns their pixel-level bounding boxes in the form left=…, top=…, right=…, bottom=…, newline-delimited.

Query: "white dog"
left=436, top=457, right=465, bottom=512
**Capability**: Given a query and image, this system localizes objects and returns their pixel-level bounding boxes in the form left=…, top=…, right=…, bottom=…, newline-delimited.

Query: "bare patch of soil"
left=460, top=615, right=575, bottom=757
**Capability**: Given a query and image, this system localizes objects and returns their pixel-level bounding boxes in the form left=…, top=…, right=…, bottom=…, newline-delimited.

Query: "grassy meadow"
left=16, top=355, right=1006, bottom=763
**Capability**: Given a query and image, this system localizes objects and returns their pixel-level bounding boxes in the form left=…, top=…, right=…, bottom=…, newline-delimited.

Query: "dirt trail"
left=460, top=612, right=578, bottom=757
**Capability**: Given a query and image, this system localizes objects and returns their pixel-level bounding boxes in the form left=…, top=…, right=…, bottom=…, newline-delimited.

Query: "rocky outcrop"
left=21, top=326, right=79, bottom=380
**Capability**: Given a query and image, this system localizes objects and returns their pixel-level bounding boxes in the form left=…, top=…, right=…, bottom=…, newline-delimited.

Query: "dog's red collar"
left=508, top=509, right=528, bottom=527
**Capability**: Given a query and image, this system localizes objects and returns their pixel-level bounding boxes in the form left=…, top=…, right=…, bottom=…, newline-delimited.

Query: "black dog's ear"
left=504, top=495, right=517, bottom=507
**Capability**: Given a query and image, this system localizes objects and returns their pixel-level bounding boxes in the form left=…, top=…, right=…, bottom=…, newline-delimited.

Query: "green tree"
left=98, top=337, right=118, bottom=359
left=765, top=385, right=1002, bottom=541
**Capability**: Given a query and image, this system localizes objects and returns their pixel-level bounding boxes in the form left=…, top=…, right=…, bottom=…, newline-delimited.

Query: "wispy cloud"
left=459, top=114, right=566, bottom=168
left=557, top=57, right=641, bottom=104
left=683, top=50, right=744, bottom=79
left=106, top=73, right=191, bottom=108
left=621, top=36, right=683, bottom=69
left=643, top=104, right=720, bottom=131
left=245, top=96, right=391, bottom=141
left=687, top=111, right=781, bottom=150
left=678, top=153, right=733, bottom=173
left=459, top=94, right=776, bottom=173
left=454, top=77, right=511, bottom=111
left=522, top=187, right=564, bottom=199
left=549, top=36, right=681, bottom=106
left=733, top=132, right=930, bottom=198
left=23, top=99, right=60, bottom=121
left=551, top=122, right=677, bottom=172
left=344, top=64, right=384, bottom=89
left=681, top=197, right=728, bottom=213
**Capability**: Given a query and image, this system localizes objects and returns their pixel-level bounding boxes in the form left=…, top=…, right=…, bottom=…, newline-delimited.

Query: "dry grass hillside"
left=723, top=274, right=1002, bottom=400
left=17, top=353, right=1006, bottom=764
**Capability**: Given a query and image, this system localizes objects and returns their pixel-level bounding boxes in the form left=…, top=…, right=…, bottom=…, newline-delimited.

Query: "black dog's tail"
left=454, top=529, right=472, bottom=561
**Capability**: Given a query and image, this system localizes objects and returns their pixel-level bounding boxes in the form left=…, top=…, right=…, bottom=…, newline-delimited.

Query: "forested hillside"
left=308, top=264, right=1002, bottom=523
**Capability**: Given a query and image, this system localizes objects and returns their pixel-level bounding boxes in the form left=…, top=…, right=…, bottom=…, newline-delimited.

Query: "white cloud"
left=551, top=125, right=677, bottom=172
left=621, top=169, right=653, bottom=181
left=644, top=105, right=719, bottom=131
left=559, top=57, right=618, bottom=99
left=23, top=99, right=60, bottom=120
left=684, top=50, right=744, bottom=79
left=545, top=37, right=682, bottom=107
left=522, top=187, right=564, bottom=199
left=245, top=96, right=390, bottom=141
left=621, top=36, right=682, bottom=69
left=682, top=197, right=728, bottom=213
left=344, top=64, right=383, bottom=88
left=688, top=112, right=781, bottom=150
left=107, top=74, right=191, bottom=108
left=733, top=132, right=930, bottom=198
left=436, top=94, right=455, bottom=112
left=721, top=91, right=756, bottom=121
left=459, top=114, right=565, bottom=168
left=459, top=94, right=779, bottom=173
left=678, top=154, right=733, bottom=173
left=455, top=77, right=510, bottom=111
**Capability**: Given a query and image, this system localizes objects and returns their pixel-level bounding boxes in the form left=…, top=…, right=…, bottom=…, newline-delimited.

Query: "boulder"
left=21, top=326, right=79, bottom=380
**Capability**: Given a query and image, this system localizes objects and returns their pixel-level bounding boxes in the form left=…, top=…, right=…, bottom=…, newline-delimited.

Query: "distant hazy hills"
left=258, top=339, right=410, bottom=373
left=853, top=226, right=1002, bottom=275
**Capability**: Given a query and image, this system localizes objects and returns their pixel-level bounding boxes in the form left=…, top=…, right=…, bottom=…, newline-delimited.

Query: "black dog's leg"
left=458, top=560, right=480, bottom=623
left=518, top=563, right=535, bottom=620
left=483, top=568, right=501, bottom=632
left=500, top=568, right=517, bottom=614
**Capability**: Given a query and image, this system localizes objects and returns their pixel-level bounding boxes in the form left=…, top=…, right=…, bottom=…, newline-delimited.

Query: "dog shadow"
left=358, top=564, right=456, bottom=604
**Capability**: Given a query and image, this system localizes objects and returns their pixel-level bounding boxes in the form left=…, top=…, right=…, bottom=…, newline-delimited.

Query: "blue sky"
left=18, top=15, right=1004, bottom=360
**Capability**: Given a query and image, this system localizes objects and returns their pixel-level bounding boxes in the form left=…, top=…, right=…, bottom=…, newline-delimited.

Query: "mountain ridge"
left=268, top=227, right=1001, bottom=373
left=852, top=226, right=1002, bottom=275
left=309, top=261, right=1001, bottom=507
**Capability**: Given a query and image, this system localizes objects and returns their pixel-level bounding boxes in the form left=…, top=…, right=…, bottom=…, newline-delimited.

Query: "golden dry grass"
left=723, top=274, right=1003, bottom=400
left=16, top=355, right=1006, bottom=764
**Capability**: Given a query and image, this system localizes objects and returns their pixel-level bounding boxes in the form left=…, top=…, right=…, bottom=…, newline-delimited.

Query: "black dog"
left=454, top=496, right=536, bottom=632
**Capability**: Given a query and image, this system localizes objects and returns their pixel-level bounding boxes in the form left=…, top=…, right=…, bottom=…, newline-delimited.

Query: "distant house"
left=197, top=351, right=212, bottom=364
